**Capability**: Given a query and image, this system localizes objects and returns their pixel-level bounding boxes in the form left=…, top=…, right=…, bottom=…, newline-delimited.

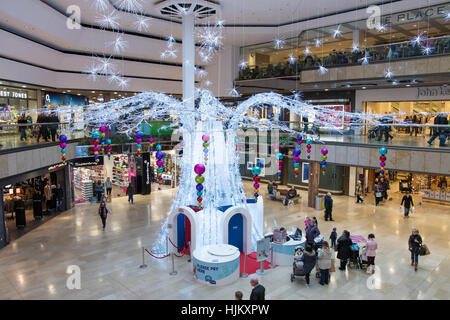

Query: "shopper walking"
left=379, top=176, right=389, bottom=200
left=18, top=113, right=28, bottom=141
left=95, top=180, right=104, bottom=202
left=32, top=189, right=43, bottom=220
left=98, top=200, right=111, bottom=230
left=427, top=113, right=448, bottom=147
left=318, top=241, right=333, bottom=285
left=355, top=180, right=364, bottom=203
left=374, top=183, right=382, bottom=206
left=104, top=177, right=113, bottom=198
left=324, top=192, right=333, bottom=221
left=365, top=234, right=377, bottom=274
left=48, top=111, right=59, bottom=142
left=305, top=219, right=320, bottom=246
left=36, top=112, right=49, bottom=142
left=408, top=228, right=422, bottom=272
left=337, top=230, right=353, bottom=271
left=329, top=227, right=337, bottom=250
left=249, top=278, right=265, bottom=300
left=126, top=182, right=134, bottom=204
left=300, top=244, right=316, bottom=287
left=401, top=191, right=414, bottom=218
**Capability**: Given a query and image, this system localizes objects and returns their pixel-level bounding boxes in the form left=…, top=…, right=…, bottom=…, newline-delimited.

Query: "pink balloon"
left=149, top=138, right=154, bottom=143
left=136, top=138, right=142, bottom=144
left=157, top=160, right=164, bottom=167
left=380, top=162, right=385, bottom=167
left=321, top=148, right=328, bottom=155
left=202, top=134, right=210, bottom=142
left=278, top=165, right=282, bottom=170
left=253, top=183, right=260, bottom=189
left=294, top=156, right=300, bottom=162
left=194, top=163, right=206, bottom=175
left=60, top=143, right=66, bottom=149
left=99, top=126, right=106, bottom=132
left=93, top=146, right=99, bottom=151
left=274, top=144, right=279, bottom=148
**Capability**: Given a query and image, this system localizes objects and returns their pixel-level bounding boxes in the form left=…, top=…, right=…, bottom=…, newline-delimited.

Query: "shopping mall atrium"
left=0, top=0, right=449, bottom=303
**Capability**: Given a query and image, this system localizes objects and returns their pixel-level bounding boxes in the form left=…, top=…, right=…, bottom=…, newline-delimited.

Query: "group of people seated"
left=267, top=181, right=298, bottom=206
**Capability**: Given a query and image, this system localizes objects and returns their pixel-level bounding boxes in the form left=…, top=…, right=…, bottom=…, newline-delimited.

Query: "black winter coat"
left=336, top=235, right=353, bottom=260
left=408, top=234, right=422, bottom=254
left=300, top=250, right=316, bottom=273
left=324, top=195, right=333, bottom=210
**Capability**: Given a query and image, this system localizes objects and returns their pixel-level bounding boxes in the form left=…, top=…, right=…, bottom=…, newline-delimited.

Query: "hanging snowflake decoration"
left=133, top=15, right=152, bottom=32
left=352, top=43, right=360, bottom=53
left=273, top=38, right=286, bottom=49
left=332, top=25, right=342, bottom=38
left=410, top=32, right=427, bottom=47
left=303, top=46, right=311, bottom=55
left=318, top=64, right=328, bottom=75
left=421, top=45, right=434, bottom=55
left=96, top=11, right=120, bottom=30
left=287, top=53, right=297, bottom=64
left=230, top=87, right=241, bottom=97
left=109, top=33, right=128, bottom=53
left=385, top=67, right=394, bottom=79
left=195, top=68, right=208, bottom=78
left=117, top=0, right=143, bottom=12
left=92, top=0, right=108, bottom=12
left=239, top=60, right=249, bottom=70
left=376, top=24, right=388, bottom=32
left=314, top=38, right=323, bottom=47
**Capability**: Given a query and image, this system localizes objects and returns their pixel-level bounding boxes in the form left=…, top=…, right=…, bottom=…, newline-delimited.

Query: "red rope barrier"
left=168, top=237, right=188, bottom=250
left=145, top=248, right=169, bottom=259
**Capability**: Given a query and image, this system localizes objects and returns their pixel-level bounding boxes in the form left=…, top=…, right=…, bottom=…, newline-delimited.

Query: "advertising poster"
left=302, top=163, right=309, bottom=183
left=192, top=258, right=240, bottom=285
left=256, top=238, right=270, bottom=262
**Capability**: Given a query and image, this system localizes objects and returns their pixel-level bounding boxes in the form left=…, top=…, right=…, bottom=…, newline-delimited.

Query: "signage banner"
left=256, top=238, right=270, bottom=262
left=192, top=257, right=240, bottom=285
left=71, top=156, right=104, bottom=167
left=44, top=91, right=86, bottom=106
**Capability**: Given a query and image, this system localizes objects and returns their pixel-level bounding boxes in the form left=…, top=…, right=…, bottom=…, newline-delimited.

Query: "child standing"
left=304, top=216, right=311, bottom=229
left=329, top=227, right=337, bottom=249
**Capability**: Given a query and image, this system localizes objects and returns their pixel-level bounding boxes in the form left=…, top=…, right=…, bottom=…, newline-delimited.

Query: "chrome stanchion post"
left=169, top=252, right=178, bottom=276
left=139, top=247, right=147, bottom=269
left=240, top=251, right=248, bottom=278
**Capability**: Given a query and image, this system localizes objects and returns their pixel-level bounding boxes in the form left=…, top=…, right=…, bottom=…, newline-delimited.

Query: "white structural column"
left=182, top=13, right=195, bottom=111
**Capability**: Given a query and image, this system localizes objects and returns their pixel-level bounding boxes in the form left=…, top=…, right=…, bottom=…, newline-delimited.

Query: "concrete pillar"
left=308, top=162, right=320, bottom=208
left=348, top=166, right=357, bottom=197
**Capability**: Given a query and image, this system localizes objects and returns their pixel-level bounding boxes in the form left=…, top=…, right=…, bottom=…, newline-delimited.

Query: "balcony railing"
left=238, top=35, right=450, bottom=80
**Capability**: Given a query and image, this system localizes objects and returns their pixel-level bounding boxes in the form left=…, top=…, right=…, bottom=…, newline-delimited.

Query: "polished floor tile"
left=0, top=181, right=448, bottom=300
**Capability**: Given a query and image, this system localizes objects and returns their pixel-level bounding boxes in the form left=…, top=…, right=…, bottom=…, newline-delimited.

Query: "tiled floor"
left=0, top=181, right=448, bottom=300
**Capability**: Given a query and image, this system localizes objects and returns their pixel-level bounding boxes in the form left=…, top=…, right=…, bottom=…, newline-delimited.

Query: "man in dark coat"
left=324, top=192, right=333, bottom=221
left=249, top=278, right=265, bottom=300
left=337, top=230, right=353, bottom=270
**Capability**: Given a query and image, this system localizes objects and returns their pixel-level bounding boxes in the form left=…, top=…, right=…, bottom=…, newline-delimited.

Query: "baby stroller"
left=360, top=245, right=368, bottom=270
left=312, top=236, right=325, bottom=278
left=290, top=247, right=307, bottom=282
left=349, top=244, right=362, bottom=269
left=367, top=126, right=379, bottom=139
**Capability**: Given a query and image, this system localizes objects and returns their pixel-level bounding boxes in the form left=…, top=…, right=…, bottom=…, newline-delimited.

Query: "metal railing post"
left=169, top=252, right=178, bottom=276
left=240, top=251, right=248, bottom=278
left=139, top=247, right=147, bottom=269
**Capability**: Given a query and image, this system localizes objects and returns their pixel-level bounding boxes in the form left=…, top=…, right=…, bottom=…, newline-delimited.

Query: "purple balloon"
left=253, top=183, right=260, bottom=189
left=60, top=143, right=66, bottom=149
left=278, top=165, right=282, bottom=170
left=293, top=148, right=301, bottom=156
left=156, top=151, right=164, bottom=160
left=99, top=126, right=106, bottom=132
left=194, top=164, right=206, bottom=175
left=196, top=184, right=204, bottom=191
left=157, top=160, right=164, bottom=167
left=293, top=156, right=300, bottom=162
left=202, top=134, right=210, bottom=142
left=203, top=148, right=209, bottom=153
left=380, top=162, right=385, bottom=167
left=136, top=138, right=142, bottom=144
left=321, top=148, right=328, bottom=155
left=149, top=138, right=154, bottom=143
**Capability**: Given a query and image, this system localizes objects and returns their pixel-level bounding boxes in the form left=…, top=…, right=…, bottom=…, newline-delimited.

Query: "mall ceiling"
left=0, top=0, right=448, bottom=94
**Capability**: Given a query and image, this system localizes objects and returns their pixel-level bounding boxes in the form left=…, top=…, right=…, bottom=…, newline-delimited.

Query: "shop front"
left=0, top=162, right=71, bottom=247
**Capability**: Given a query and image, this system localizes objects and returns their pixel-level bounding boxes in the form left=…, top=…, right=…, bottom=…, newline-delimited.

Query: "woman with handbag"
left=408, top=228, right=422, bottom=272
left=317, top=241, right=333, bottom=285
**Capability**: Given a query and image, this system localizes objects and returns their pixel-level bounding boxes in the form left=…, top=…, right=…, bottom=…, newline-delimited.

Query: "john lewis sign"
left=417, top=86, right=450, bottom=99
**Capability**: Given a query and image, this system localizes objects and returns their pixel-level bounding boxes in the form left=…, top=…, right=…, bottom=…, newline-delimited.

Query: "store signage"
left=71, top=156, right=104, bottom=167
left=0, top=90, right=27, bottom=99
left=44, top=91, right=86, bottom=106
left=417, top=86, right=450, bottom=99
left=48, top=163, right=67, bottom=171
left=381, top=4, right=448, bottom=25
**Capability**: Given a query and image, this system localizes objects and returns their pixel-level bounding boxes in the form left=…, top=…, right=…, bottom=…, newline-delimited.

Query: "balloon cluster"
left=149, top=137, right=155, bottom=154
left=106, top=138, right=112, bottom=159
left=59, top=135, right=67, bottom=163
left=252, top=166, right=261, bottom=201
left=135, top=131, right=143, bottom=157
left=91, top=130, right=100, bottom=164
left=202, top=134, right=210, bottom=165
left=274, top=144, right=283, bottom=179
left=293, top=149, right=301, bottom=179
left=155, top=144, right=164, bottom=185
left=194, top=164, right=205, bottom=208
left=321, top=148, right=328, bottom=175
left=235, top=137, right=239, bottom=152
left=99, top=126, right=106, bottom=154
left=379, top=147, right=387, bottom=175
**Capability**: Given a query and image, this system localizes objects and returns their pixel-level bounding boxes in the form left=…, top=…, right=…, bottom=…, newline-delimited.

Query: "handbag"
left=422, top=244, right=430, bottom=255
left=375, top=192, right=382, bottom=198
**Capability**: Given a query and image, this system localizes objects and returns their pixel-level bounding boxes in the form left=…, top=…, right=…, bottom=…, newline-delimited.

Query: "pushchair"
left=359, top=245, right=368, bottom=270
left=367, top=126, right=379, bottom=139
left=312, top=236, right=325, bottom=278
left=348, top=244, right=362, bottom=269
left=290, top=247, right=307, bottom=282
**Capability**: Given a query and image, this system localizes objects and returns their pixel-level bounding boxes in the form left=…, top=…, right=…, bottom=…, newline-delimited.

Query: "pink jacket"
left=365, top=239, right=378, bottom=257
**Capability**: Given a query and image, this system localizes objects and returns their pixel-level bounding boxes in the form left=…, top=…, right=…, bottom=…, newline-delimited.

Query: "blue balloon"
left=106, top=139, right=112, bottom=144
left=252, top=166, right=261, bottom=176
left=293, top=148, right=301, bottom=156
left=322, top=160, right=326, bottom=165
left=59, top=135, right=67, bottom=142
left=156, top=144, right=162, bottom=151
left=91, top=131, right=100, bottom=139
left=297, top=135, right=302, bottom=140
left=379, top=147, right=387, bottom=155
left=322, top=165, right=326, bottom=168
left=276, top=152, right=283, bottom=160
left=294, top=162, right=300, bottom=168
left=157, top=167, right=163, bottom=173
left=136, top=144, right=142, bottom=149
left=380, top=170, right=385, bottom=174
left=254, top=193, right=259, bottom=198
left=135, top=131, right=143, bottom=138
left=306, top=138, right=312, bottom=144
left=156, top=151, right=164, bottom=160
left=197, top=191, right=203, bottom=197
left=61, top=148, right=66, bottom=153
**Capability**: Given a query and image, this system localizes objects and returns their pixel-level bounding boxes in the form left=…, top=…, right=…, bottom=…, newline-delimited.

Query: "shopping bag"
left=399, top=206, right=403, bottom=213
left=422, top=244, right=430, bottom=255
left=411, top=207, right=415, bottom=214
left=375, top=192, right=382, bottom=198
left=330, top=259, right=335, bottom=272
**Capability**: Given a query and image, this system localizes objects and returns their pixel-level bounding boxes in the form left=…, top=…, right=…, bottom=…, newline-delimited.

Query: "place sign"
left=417, top=86, right=450, bottom=98
left=0, top=90, right=28, bottom=99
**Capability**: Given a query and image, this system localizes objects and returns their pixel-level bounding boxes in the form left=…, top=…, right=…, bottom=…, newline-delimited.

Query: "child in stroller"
left=349, top=243, right=363, bottom=269
left=291, top=247, right=307, bottom=282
